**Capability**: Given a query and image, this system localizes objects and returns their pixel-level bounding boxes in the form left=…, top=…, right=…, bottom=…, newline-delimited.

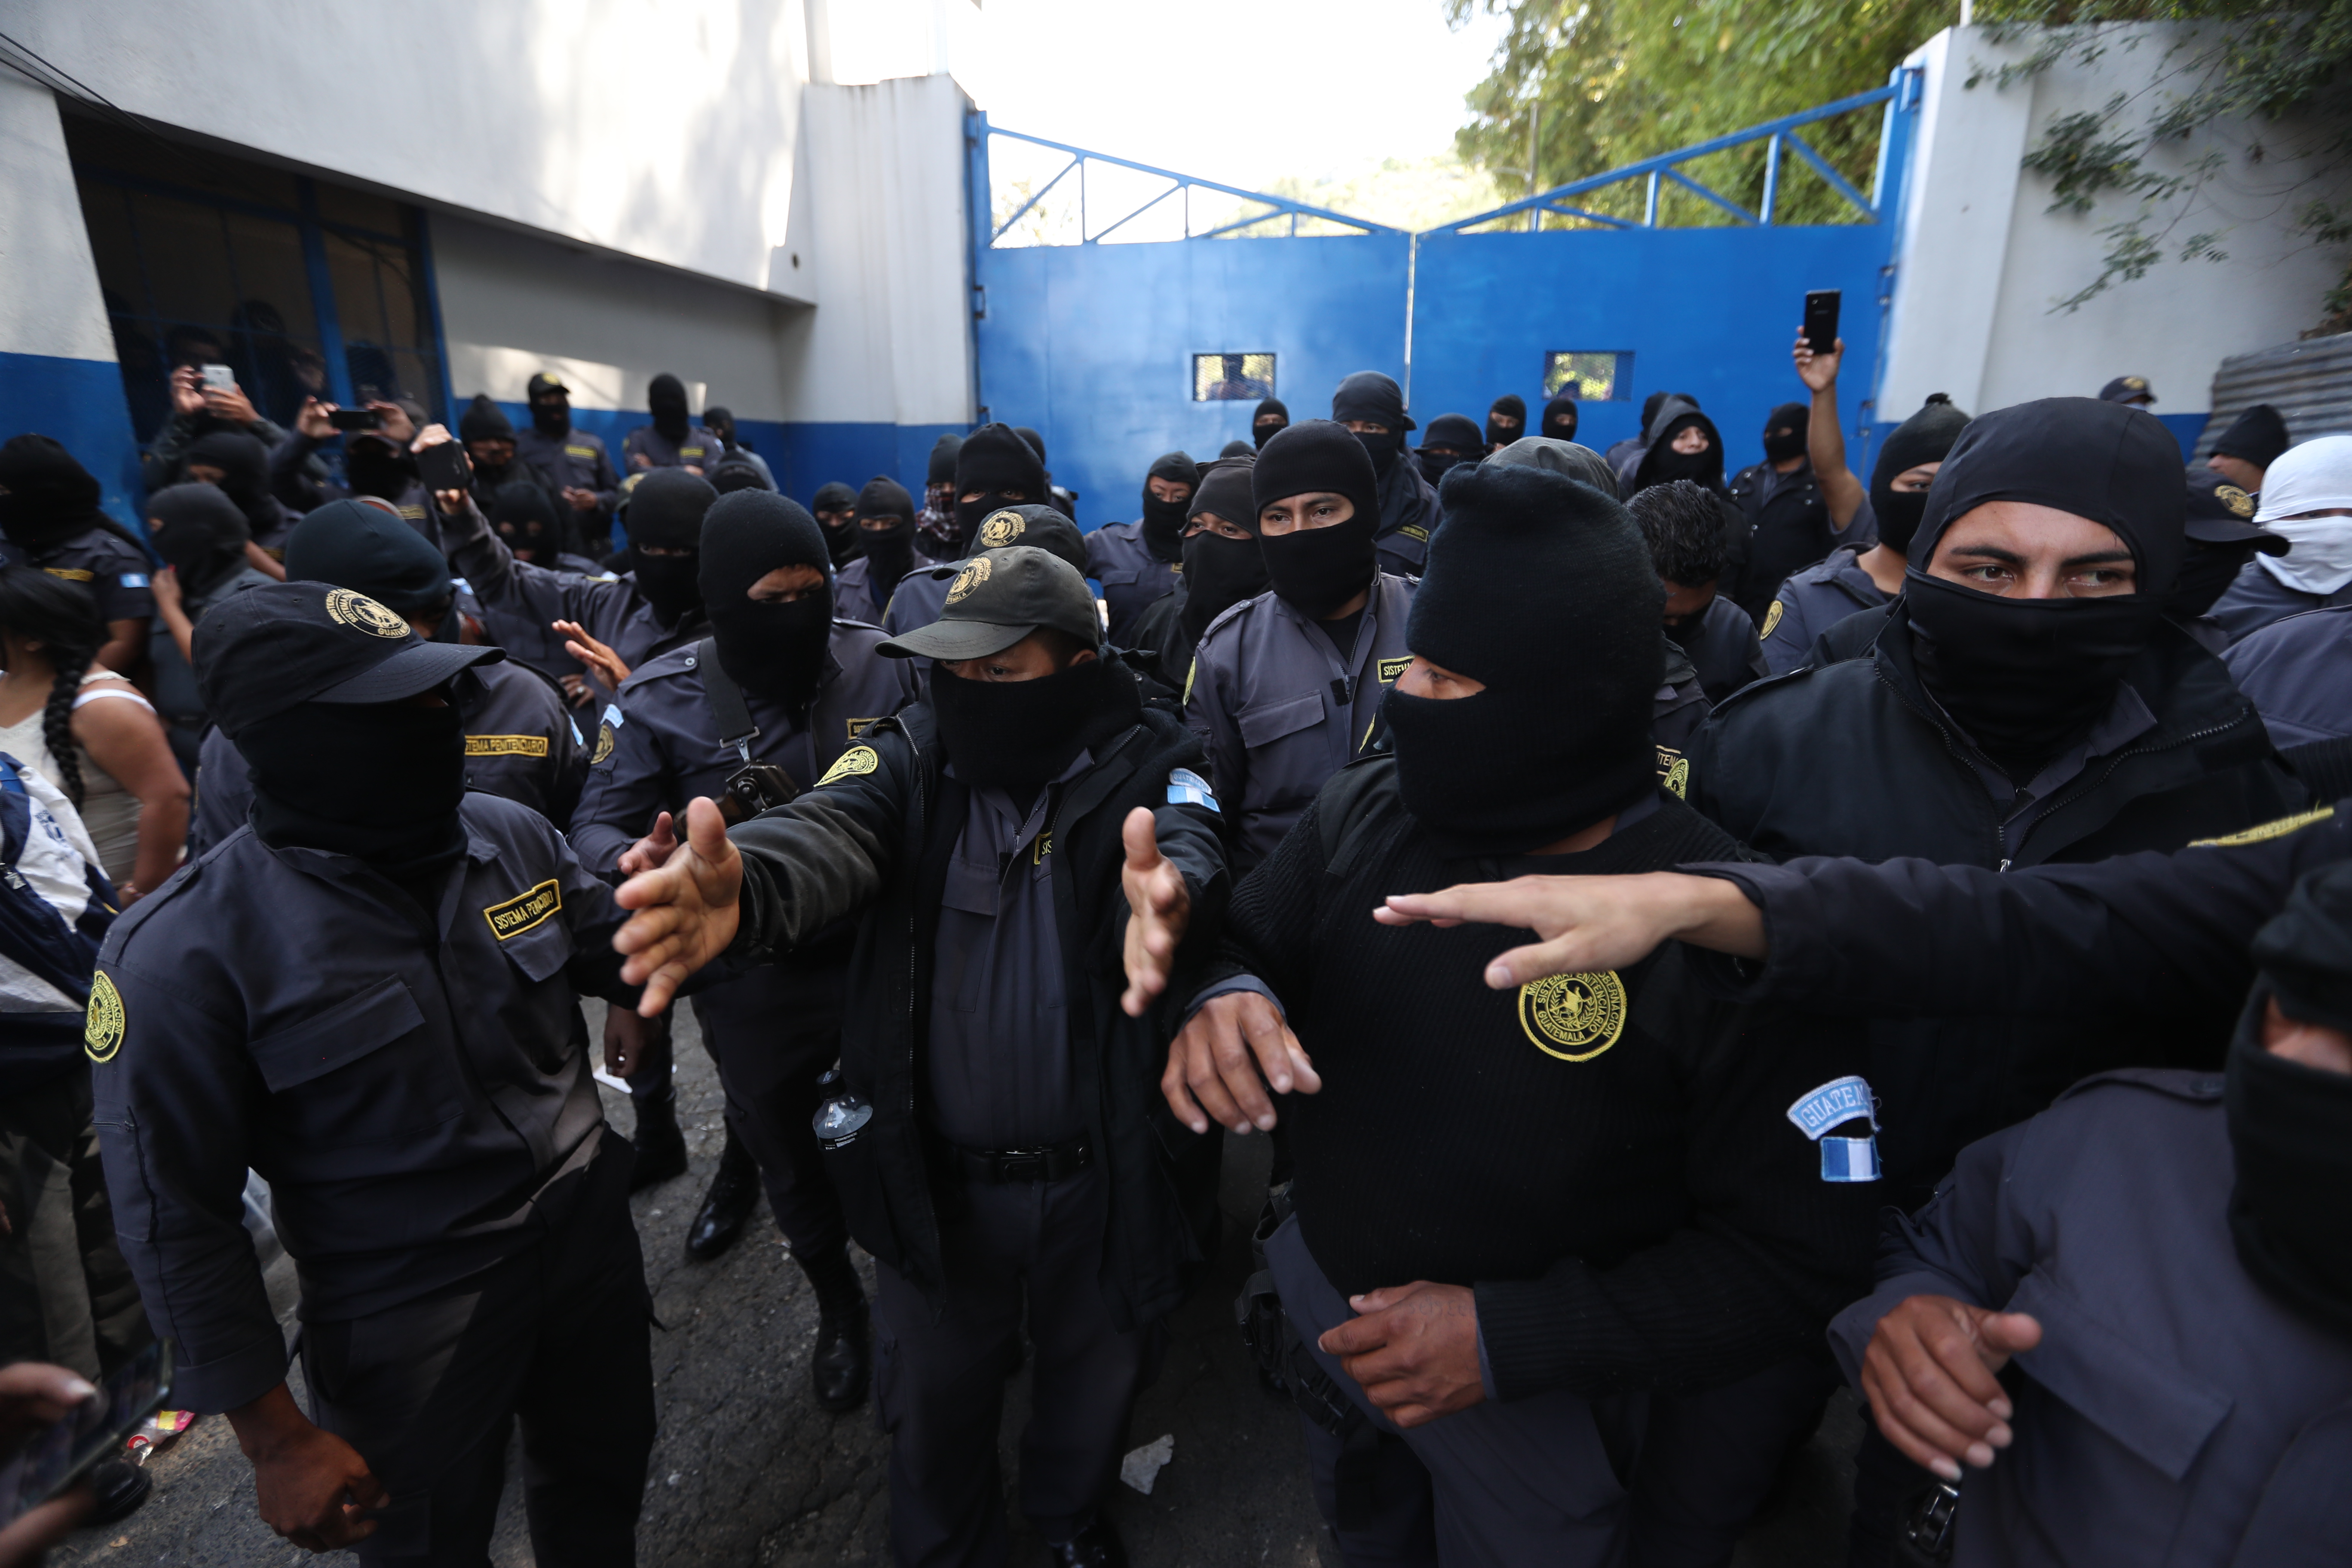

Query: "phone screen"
left=200, top=363, right=237, bottom=392
left=329, top=407, right=384, bottom=433
left=416, top=441, right=474, bottom=493
left=1803, top=291, right=1841, bottom=355
left=0, top=1340, right=172, bottom=1524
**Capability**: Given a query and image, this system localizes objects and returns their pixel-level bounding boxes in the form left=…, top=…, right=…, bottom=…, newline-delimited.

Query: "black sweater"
left=1207, top=761, right=1878, bottom=1401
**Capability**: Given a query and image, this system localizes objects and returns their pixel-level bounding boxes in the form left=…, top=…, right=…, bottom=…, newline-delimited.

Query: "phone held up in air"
left=0, top=1339, right=173, bottom=1525
left=328, top=407, right=384, bottom=433
left=417, top=439, right=475, bottom=494
left=199, top=362, right=237, bottom=392
left=1803, top=290, right=1841, bottom=355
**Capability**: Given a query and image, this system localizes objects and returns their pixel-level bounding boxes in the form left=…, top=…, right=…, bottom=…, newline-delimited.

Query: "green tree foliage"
left=1975, top=0, right=2352, bottom=326
left=1447, top=0, right=1960, bottom=229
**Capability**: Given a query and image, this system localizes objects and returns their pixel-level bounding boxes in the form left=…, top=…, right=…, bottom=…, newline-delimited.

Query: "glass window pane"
left=62, top=115, right=301, bottom=212
left=1192, top=352, right=1275, bottom=401
left=130, top=193, right=238, bottom=331
left=315, top=184, right=406, bottom=236
left=324, top=231, right=389, bottom=347
left=221, top=212, right=323, bottom=426
left=77, top=184, right=149, bottom=320
left=1543, top=351, right=1632, bottom=401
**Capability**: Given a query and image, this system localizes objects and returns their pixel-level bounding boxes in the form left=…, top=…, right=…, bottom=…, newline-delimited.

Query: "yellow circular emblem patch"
left=977, top=510, right=1025, bottom=548
left=591, top=723, right=616, bottom=765
left=1761, top=600, right=1785, bottom=639
left=2216, top=484, right=2254, bottom=518
left=946, top=556, right=993, bottom=605
left=85, top=971, right=125, bottom=1064
left=818, top=745, right=881, bottom=786
left=325, top=588, right=410, bottom=639
left=1516, top=971, right=1628, bottom=1062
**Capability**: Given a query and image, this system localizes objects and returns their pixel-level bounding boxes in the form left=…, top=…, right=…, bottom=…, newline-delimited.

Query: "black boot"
left=628, top=1083, right=687, bottom=1193
left=684, top=1129, right=760, bottom=1261
left=802, top=1246, right=870, bottom=1412
left=88, top=1456, right=152, bottom=1524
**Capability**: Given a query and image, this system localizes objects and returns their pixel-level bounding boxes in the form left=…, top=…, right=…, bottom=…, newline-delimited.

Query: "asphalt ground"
left=44, top=999, right=1856, bottom=1566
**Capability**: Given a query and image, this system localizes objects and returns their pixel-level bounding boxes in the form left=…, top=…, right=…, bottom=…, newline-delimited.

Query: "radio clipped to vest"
left=698, top=638, right=802, bottom=825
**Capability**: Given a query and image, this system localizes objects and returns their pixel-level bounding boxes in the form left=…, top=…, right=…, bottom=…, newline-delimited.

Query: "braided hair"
left=0, top=567, right=104, bottom=806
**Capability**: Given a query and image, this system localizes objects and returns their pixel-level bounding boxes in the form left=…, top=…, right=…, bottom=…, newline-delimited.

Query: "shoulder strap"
left=696, top=638, right=761, bottom=762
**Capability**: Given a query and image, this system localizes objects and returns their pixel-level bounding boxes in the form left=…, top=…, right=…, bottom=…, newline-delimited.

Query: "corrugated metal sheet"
left=2199, top=332, right=2352, bottom=457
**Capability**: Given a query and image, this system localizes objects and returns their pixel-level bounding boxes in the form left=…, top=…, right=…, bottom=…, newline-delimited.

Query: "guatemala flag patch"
left=1786, top=1075, right=1881, bottom=1183
left=1167, top=767, right=1219, bottom=812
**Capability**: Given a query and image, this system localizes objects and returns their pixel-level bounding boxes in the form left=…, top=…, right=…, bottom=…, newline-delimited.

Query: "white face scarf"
left=2255, top=435, right=2352, bottom=595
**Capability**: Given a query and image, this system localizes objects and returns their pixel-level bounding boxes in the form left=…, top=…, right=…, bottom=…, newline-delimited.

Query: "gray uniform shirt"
left=927, top=752, right=1094, bottom=1150
left=0, top=529, right=154, bottom=626
left=1828, top=1070, right=2352, bottom=1566
left=190, top=661, right=591, bottom=854
left=1759, top=544, right=1892, bottom=675
left=567, top=625, right=918, bottom=874
left=833, top=556, right=903, bottom=628
left=622, top=424, right=723, bottom=474
left=2223, top=603, right=2352, bottom=748
left=2209, top=556, right=2352, bottom=645
left=1084, top=523, right=1179, bottom=647
left=1185, top=573, right=1417, bottom=868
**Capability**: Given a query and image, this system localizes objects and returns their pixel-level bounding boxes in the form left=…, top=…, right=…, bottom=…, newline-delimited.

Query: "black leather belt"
left=953, top=1138, right=1091, bottom=1185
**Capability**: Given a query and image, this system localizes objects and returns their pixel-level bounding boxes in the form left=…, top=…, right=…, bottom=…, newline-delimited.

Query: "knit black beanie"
left=459, top=394, right=513, bottom=442
left=1385, top=461, right=1663, bottom=854
left=811, top=481, right=858, bottom=513
left=926, top=433, right=963, bottom=487
left=955, top=423, right=1046, bottom=499
left=856, top=475, right=915, bottom=520
left=2212, top=403, right=2291, bottom=470
left=624, top=468, right=717, bottom=550
left=1249, top=420, right=1382, bottom=616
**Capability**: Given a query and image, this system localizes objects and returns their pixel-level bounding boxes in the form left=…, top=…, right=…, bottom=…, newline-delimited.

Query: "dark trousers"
left=870, top=1165, right=1157, bottom=1568
left=636, top=965, right=848, bottom=1260
left=1272, top=1218, right=1831, bottom=1568
left=300, top=1138, right=655, bottom=1567
left=0, top=1065, right=151, bottom=1377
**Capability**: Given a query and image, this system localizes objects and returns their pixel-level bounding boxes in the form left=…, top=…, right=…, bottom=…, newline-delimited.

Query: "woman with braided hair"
left=0, top=569, right=187, bottom=900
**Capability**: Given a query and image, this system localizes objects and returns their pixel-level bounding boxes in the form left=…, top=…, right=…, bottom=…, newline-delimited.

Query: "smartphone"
left=0, top=1340, right=173, bottom=1525
left=328, top=407, right=384, bottom=433
left=416, top=441, right=474, bottom=493
left=199, top=363, right=237, bottom=392
left=1803, top=290, right=1841, bottom=355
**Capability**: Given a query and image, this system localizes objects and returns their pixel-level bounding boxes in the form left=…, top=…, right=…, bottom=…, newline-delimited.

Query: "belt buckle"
left=995, top=1147, right=1048, bottom=1183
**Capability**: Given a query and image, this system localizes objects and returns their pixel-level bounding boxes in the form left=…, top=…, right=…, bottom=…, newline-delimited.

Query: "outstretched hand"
left=556, top=619, right=630, bottom=690
left=1860, top=1294, right=2043, bottom=1482
left=619, top=809, right=679, bottom=876
left=1119, top=807, right=1191, bottom=1017
left=1374, top=871, right=1766, bottom=989
left=1163, top=989, right=1321, bottom=1135
left=612, top=796, right=742, bottom=1014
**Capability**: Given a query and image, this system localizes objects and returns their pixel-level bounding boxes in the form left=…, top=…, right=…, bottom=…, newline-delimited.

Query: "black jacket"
left=725, top=692, right=1231, bottom=1327
left=1687, top=604, right=2302, bottom=1205
left=1727, top=459, right=1836, bottom=625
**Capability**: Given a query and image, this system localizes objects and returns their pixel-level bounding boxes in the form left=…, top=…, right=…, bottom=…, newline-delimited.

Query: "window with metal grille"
left=1544, top=352, right=1632, bottom=402
left=1193, top=353, right=1274, bottom=401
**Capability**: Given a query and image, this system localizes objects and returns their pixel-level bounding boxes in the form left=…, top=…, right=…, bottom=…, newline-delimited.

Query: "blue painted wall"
left=1411, top=224, right=1895, bottom=474
left=974, top=235, right=1412, bottom=529
left=1, top=351, right=150, bottom=537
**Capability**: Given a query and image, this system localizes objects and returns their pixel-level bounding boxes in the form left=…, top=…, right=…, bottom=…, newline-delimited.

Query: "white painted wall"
left=1883, top=23, right=2352, bottom=419
left=0, top=71, right=115, bottom=362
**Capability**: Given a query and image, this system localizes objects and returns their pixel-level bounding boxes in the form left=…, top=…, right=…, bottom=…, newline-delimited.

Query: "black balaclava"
left=709, top=458, right=771, bottom=495
left=1219, top=439, right=1255, bottom=459
left=699, top=490, right=834, bottom=709
left=1385, top=462, right=1662, bottom=857
left=1180, top=457, right=1271, bottom=644
left=704, top=406, right=737, bottom=450
left=1903, top=397, right=2184, bottom=781
left=648, top=374, right=691, bottom=444
left=1540, top=392, right=1579, bottom=443
left=1250, top=420, right=1381, bottom=619
left=241, top=698, right=467, bottom=878
left=925, top=433, right=963, bottom=518
left=1415, top=414, right=1484, bottom=487
left=2211, top=403, right=2291, bottom=472
left=0, top=435, right=136, bottom=553
left=953, top=423, right=1048, bottom=543
left=286, top=497, right=455, bottom=620
left=1140, top=450, right=1200, bottom=563
left=623, top=468, right=717, bottom=625
left=1761, top=401, right=1810, bottom=464
left=1485, top=395, right=1526, bottom=449
left=932, top=655, right=1142, bottom=792
left=1331, top=372, right=1415, bottom=479
left=855, top=475, right=918, bottom=602
left=1014, top=427, right=1047, bottom=465
left=344, top=434, right=416, bottom=502
left=459, top=393, right=514, bottom=445
left=186, top=430, right=279, bottom=538
left=146, top=483, right=252, bottom=598
left=1869, top=393, right=1971, bottom=555
left=810, top=480, right=861, bottom=567
left=527, top=374, right=570, bottom=438
left=1486, top=436, right=1622, bottom=499
left=1253, top=397, right=1290, bottom=450
left=1632, top=403, right=1725, bottom=493
left=2229, top=863, right=2352, bottom=1340
left=490, top=480, right=569, bottom=566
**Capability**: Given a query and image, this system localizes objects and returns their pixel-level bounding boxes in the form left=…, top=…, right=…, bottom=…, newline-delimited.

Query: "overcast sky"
left=927, top=0, right=1513, bottom=192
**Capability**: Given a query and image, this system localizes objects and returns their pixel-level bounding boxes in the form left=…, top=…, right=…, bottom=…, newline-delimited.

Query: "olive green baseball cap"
left=877, top=545, right=1102, bottom=662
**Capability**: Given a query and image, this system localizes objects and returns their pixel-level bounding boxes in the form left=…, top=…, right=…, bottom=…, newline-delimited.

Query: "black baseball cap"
left=963, top=503, right=1087, bottom=575
left=877, top=545, right=1100, bottom=662
left=527, top=372, right=569, bottom=398
left=194, top=579, right=503, bottom=738
left=2184, top=464, right=2288, bottom=553
left=2098, top=375, right=2156, bottom=404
